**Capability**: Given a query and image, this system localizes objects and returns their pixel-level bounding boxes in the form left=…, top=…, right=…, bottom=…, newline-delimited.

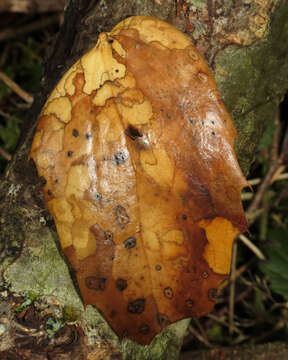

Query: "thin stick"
left=0, top=14, right=60, bottom=42
left=0, top=109, right=13, bottom=120
left=0, top=72, right=33, bottom=104
left=247, top=159, right=282, bottom=216
left=238, top=234, right=266, bottom=260
left=275, top=186, right=288, bottom=205
left=207, top=314, right=243, bottom=335
left=247, top=108, right=283, bottom=215
left=0, top=0, right=66, bottom=13
left=0, top=147, right=12, bottom=161
left=219, top=258, right=256, bottom=291
left=188, top=324, right=212, bottom=348
left=193, top=318, right=211, bottom=346
left=271, top=107, right=280, bottom=162
left=248, top=172, right=288, bottom=186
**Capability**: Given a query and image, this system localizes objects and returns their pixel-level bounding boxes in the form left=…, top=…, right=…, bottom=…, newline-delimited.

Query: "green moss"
left=62, top=305, right=81, bottom=323
left=4, top=229, right=82, bottom=308
left=215, top=0, right=288, bottom=175
left=120, top=319, right=189, bottom=360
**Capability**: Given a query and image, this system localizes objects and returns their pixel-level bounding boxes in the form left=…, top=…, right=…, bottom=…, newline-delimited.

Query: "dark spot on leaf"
left=155, top=265, right=162, bottom=271
left=55, top=178, right=59, bottom=183
left=157, top=313, right=171, bottom=327
left=201, top=271, right=209, bottom=279
left=67, top=151, right=73, bottom=157
left=201, top=121, right=204, bottom=125
left=163, top=286, right=174, bottom=299
left=189, top=118, right=194, bottom=124
left=166, top=113, right=172, bottom=119
left=185, top=298, right=194, bottom=308
left=115, top=69, right=119, bottom=73
left=116, top=278, right=127, bottom=291
left=211, top=120, right=215, bottom=125
left=182, top=214, right=187, bottom=220
left=40, top=176, right=47, bottom=186
left=110, top=310, right=117, bottom=317
left=138, top=324, right=150, bottom=335
left=211, top=131, right=215, bottom=136
left=124, top=237, right=136, bottom=249
left=85, top=276, right=106, bottom=291
left=108, top=39, right=114, bottom=44
left=85, top=133, right=91, bottom=140
left=95, top=192, right=102, bottom=201
left=47, top=189, right=52, bottom=196
left=104, top=230, right=114, bottom=244
left=208, top=288, right=218, bottom=301
left=114, top=205, right=129, bottom=227
left=113, top=150, right=128, bottom=165
left=72, top=129, right=79, bottom=137
left=125, top=124, right=143, bottom=140
left=127, top=298, right=145, bottom=314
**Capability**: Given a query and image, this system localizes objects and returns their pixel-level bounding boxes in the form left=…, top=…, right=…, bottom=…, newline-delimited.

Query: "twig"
left=0, top=72, right=33, bottom=104
left=247, top=107, right=284, bottom=217
left=248, top=172, right=288, bottom=186
left=207, top=314, right=243, bottom=335
left=247, top=159, right=282, bottom=216
left=234, top=286, right=254, bottom=304
left=0, top=0, right=66, bottom=13
left=271, top=107, right=281, bottom=162
left=0, top=14, right=60, bottom=42
left=246, top=208, right=265, bottom=226
left=229, top=241, right=238, bottom=337
left=0, top=109, right=13, bottom=120
left=238, top=234, right=266, bottom=260
left=219, top=259, right=256, bottom=291
left=193, top=318, right=211, bottom=346
left=0, top=147, right=12, bottom=161
left=241, top=192, right=253, bottom=201
left=281, top=117, right=288, bottom=164
left=271, top=166, right=287, bottom=182
left=275, top=185, right=288, bottom=205
left=188, top=324, right=212, bottom=348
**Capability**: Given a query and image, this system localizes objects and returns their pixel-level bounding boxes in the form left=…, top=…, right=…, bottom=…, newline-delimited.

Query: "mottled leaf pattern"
left=30, top=16, right=248, bottom=344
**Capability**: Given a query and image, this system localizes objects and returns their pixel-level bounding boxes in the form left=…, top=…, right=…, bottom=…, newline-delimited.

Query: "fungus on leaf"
left=30, top=16, right=248, bottom=344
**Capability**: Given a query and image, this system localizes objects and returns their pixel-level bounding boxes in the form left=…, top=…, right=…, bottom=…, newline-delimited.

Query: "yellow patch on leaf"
left=199, top=217, right=240, bottom=274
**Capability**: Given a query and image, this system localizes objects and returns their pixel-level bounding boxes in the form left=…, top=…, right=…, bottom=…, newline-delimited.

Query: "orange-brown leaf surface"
left=30, top=16, right=248, bottom=344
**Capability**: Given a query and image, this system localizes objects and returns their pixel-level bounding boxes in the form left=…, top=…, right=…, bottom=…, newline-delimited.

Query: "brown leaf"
left=30, top=16, right=248, bottom=345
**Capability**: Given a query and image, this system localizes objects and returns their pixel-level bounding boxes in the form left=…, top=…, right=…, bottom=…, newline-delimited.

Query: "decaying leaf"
left=30, top=16, right=248, bottom=344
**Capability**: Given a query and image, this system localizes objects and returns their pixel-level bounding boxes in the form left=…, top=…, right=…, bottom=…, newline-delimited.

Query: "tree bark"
left=0, top=1, right=288, bottom=359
